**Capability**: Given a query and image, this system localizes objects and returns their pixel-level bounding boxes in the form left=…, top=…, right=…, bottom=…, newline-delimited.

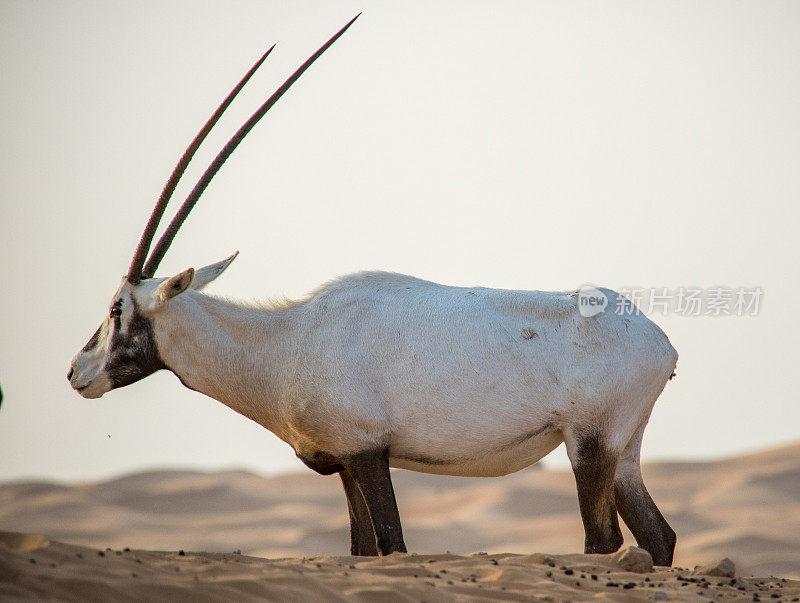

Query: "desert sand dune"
left=2, top=534, right=798, bottom=601
left=1, top=443, right=799, bottom=599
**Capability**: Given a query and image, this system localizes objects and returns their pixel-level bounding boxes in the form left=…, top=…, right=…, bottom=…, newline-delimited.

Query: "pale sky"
left=1, top=1, right=798, bottom=482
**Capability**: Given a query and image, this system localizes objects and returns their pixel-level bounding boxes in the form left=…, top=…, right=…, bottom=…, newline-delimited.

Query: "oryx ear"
left=156, top=268, right=195, bottom=304
left=191, top=251, right=239, bottom=291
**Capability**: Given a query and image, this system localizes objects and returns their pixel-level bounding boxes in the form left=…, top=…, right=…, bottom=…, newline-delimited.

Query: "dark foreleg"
left=339, top=469, right=379, bottom=556
left=341, top=450, right=406, bottom=556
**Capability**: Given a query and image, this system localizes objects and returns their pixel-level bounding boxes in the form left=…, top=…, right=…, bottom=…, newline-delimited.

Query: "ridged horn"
left=126, top=44, right=276, bottom=284
left=142, top=14, right=360, bottom=278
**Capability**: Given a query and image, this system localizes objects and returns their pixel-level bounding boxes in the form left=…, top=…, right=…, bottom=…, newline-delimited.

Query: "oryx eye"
left=110, top=306, right=122, bottom=319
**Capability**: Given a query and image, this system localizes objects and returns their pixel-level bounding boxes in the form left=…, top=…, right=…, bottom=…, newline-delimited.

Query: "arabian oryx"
left=69, top=15, right=679, bottom=565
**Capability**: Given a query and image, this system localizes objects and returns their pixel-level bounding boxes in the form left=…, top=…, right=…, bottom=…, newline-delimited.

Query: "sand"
left=2, top=536, right=798, bottom=601
left=1, top=443, right=799, bottom=600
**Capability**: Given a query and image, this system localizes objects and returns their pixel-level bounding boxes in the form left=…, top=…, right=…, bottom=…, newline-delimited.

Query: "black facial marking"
left=105, top=298, right=166, bottom=388
left=110, top=300, right=123, bottom=324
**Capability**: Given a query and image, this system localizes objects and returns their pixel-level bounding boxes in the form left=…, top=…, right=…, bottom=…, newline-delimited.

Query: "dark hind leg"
left=565, top=429, right=624, bottom=555
left=614, top=424, right=676, bottom=566
left=341, top=450, right=406, bottom=556
left=339, top=469, right=379, bottom=556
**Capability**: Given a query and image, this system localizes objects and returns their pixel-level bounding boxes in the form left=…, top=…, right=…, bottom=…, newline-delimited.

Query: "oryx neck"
left=152, top=289, right=297, bottom=429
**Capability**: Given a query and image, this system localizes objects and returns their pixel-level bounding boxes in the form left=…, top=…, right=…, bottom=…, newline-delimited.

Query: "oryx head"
left=68, top=15, right=359, bottom=399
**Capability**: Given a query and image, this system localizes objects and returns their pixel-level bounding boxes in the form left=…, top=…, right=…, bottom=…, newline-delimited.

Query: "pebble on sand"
left=693, top=558, right=736, bottom=578
left=614, top=546, right=654, bottom=573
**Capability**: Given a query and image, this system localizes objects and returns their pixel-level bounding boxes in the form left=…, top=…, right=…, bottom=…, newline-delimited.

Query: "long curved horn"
left=126, top=45, right=276, bottom=284
left=142, top=14, right=360, bottom=278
